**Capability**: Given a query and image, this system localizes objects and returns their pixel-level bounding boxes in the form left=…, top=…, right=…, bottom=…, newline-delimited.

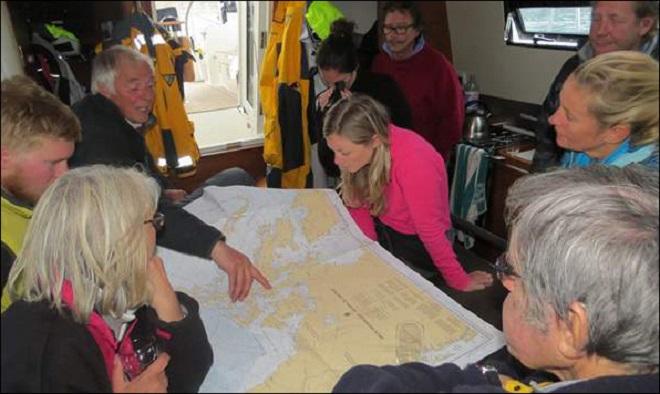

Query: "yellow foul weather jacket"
left=260, top=1, right=312, bottom=188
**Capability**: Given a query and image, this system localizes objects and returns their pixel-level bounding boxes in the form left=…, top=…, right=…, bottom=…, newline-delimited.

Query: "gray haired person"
left=334, top=164, right=659, bottom=392
left=70, top=45, right=271, bottom=302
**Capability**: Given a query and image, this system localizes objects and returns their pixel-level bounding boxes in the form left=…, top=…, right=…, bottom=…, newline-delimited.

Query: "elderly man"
left=333, top=164, right=659, bottom=392
left=70, top=45, right=271, bottom=302
left=1, top=75, right=82, bottom=312
left=532, top=1, right=659, bottom=172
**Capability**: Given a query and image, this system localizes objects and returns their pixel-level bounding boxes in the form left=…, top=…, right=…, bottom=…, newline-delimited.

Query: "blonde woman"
left=324, top=93, right=493, bottom=292
left=552, top=50, right=659, bottom=169
left=1, top=165, right=212, bottom=393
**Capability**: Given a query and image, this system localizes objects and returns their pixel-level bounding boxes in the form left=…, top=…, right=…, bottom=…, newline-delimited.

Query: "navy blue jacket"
left=333, top=362, right=659, bottom=393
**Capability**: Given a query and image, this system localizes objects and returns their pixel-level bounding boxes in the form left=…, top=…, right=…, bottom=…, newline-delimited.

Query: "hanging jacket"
left=305, top=1, right=344, bottom=40
left=259, top=1, right=312, bottom=188
left=101, top=11, right=200, bottom=178
left=29, top=31, right=86, bottom=106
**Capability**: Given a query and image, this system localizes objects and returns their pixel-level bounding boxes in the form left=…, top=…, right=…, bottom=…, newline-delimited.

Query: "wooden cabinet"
left=484, top=146, right=532, bottom=239
left=415, top=1, right=453, bottom=62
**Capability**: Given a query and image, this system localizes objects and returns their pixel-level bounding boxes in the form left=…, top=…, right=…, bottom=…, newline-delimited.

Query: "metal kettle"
left=463, top=102, right=490, bottom=143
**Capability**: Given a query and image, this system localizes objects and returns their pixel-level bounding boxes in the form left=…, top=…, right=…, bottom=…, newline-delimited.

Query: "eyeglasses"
left=144, top=212, right=165, bottom=231
left=489, top=254, right=520, bottom=281
left=382, top=24, right=415, bottom=35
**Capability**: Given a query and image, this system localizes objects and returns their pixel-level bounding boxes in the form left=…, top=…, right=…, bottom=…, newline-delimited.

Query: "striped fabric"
left=450, top=144, right=490, bottom=249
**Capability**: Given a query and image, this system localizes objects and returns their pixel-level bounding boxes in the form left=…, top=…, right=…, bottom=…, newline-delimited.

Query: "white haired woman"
left=551, top=50, right=659, bottom=169
left=1, top=165, right=213, bottom=392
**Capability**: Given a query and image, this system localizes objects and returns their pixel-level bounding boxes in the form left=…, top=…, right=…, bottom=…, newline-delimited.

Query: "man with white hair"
left=70, top=46, right=271, bottom=302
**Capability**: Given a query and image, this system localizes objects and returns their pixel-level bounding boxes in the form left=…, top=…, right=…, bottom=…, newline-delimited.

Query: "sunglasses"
left=144, top=212, right=165, bottom=231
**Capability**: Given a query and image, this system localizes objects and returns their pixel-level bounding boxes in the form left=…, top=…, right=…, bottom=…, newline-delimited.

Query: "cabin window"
left=504, top=1, right=590, bottom=50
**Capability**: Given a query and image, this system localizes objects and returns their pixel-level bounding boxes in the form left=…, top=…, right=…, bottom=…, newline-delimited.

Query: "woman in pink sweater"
left=324, top=94, right=493, bottom=292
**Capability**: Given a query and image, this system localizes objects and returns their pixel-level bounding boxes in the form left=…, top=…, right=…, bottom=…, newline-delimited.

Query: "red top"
left=349, top=125, right=470, bottom=290
left=372, top=43, right=464, bottom=161
left=61, top=281, right=126, bottom=380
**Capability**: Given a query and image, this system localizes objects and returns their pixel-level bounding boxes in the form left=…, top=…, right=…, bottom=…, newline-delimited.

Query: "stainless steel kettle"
left=463, top=102, right=490, bottom=142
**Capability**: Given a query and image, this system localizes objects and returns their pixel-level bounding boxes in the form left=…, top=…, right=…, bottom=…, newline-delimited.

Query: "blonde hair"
left=7, top=165, right=160, bottom=323
left=1, top=75, right=81, bottom=152
left=572, top=50, right=659, bottom=146
left=323, top=94, right=391, bottom=216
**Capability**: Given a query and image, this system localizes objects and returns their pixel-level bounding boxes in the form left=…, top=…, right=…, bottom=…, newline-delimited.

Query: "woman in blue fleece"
left=551, top=51, right=658, bottom=170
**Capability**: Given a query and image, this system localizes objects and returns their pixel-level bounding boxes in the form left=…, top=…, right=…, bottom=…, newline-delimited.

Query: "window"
left=154, top=1, right=269, bottom=155
left=504, top=1, right=591, bottom=50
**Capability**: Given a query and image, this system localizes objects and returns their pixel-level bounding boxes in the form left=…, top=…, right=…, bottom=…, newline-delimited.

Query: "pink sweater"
left=349, top=125, right=471, bottom=290
left=372, top=44, right=464, bottom=161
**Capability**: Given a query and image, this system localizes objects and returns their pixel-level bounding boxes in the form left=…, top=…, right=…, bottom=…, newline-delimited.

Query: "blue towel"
left=450, top=144, right=489, bottom=248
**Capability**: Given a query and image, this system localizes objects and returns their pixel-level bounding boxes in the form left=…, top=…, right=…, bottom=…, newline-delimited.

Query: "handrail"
left=451, top=214, right=507, bottom=252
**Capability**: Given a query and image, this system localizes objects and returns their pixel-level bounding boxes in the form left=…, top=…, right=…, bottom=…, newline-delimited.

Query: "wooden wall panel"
left=417, top=1, right=453, bottom=63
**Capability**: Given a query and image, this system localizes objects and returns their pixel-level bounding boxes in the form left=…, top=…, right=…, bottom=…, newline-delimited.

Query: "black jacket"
left=1, top=292, right=213, bottom=393
left=333, top=362, right=660, bottom=393
left=316, top=69, right=413, bottom=178
left=69, top=94, right=222, bottom=258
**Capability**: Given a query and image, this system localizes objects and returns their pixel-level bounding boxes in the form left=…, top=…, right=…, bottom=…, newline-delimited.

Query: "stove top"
left=461, top=125, right=535, bottom=152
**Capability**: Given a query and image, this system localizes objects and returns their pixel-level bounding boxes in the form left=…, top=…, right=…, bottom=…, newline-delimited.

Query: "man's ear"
left=556, top=301, right=590, bottom=361
left=1, top=145, right=12, bottom=170
left=96, top=84, right=112, bottom=99
left=604, top=124, right=631, bottom=145
left=638, top=17, right=655, bottom=38
left=1, top=145, right=18, bottom=182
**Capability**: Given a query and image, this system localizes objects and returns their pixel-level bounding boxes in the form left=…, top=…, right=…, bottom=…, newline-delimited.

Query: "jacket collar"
left=382, top=35, right=426, bottom=60
left=60, top=280, right=137, bottom=380
left=1, top=188, right=34, bottom=212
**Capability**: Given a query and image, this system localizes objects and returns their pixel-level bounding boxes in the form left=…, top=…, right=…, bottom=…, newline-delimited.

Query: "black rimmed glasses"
left=144, top=212, right=165, bottom=231
left=490, top=254, right=520, bottom=281
left=382, top=24, right=415, bottom=35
